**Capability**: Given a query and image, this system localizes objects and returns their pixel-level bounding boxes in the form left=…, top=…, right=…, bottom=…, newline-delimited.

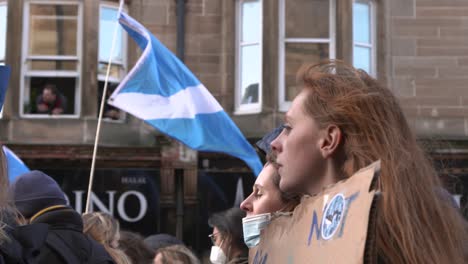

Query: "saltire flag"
left=109, top=12, right=262, bottom=175
left=0, top=65, right=11, bottom=111
left=2, top=146, right=30, bottom=183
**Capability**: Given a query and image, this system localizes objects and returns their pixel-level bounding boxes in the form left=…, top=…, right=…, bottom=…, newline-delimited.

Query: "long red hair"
left=297, top=61, right=467, bottom=263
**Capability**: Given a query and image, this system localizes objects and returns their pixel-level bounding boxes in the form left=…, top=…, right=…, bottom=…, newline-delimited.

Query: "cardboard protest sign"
left=0, top=65, right=11, bottom=111
left=250, top=161, right=379, bottom=264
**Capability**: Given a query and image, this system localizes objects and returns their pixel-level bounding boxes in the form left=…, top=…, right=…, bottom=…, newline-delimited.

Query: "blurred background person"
left=0, top=169, right=48, bottom=263
left=9, top=170, right=114, bottom=263
left=83, top=212, right=131, bottom=264
left=208, top=208, right=247, bottom=264
left=119, top=230, right=154, bottom=264
left=144, top=233, right=184, bottom=254
left=154, top=244, right=200, bottom=264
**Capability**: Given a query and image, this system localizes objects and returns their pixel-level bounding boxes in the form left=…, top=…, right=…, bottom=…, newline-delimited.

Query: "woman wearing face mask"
left=208, top=208, right=247, bottom=264
left=240, top=127, right=301, bottom=248
left=241, top=126, right=300, bottom=217
left=240, top=159, right=298, bottom=216
left=270, top=61, right=468, bottom=263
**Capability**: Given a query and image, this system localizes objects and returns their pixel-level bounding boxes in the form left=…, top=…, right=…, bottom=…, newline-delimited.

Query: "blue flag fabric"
left=2, top=146, right=30, bottom=183
left=109, top=12, right=262, bottom=175
left=0, top=65, right=11, bottom=111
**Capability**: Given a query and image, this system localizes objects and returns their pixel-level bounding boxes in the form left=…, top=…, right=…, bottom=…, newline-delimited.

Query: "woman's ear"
left=318, top=124, right=342, bottom=159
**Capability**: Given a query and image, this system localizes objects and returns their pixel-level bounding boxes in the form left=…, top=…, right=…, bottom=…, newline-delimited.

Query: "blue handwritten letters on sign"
left=253, top=250, right=268, bottom=264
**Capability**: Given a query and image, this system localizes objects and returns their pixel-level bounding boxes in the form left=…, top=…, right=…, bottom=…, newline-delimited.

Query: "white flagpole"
left=85, top=0, right=125, bottom=214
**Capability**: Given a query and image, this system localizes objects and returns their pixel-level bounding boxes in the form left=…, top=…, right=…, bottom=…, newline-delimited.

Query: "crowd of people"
left=1, top=61, right=467, bottom=263
left=2, top=170, right=202, bottom=264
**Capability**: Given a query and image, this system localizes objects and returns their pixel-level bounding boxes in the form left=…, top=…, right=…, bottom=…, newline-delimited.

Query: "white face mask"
left=242, top=213, right=272, bottom=248
left=210, top=246, right=227, bottom=264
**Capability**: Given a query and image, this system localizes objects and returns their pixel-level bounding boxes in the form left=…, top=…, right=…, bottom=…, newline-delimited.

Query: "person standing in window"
left=35, top=83, right=67, bottom=115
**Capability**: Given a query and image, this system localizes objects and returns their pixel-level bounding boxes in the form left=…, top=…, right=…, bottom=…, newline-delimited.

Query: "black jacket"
left=0, top=223, right=48, bottom=264
left=30, top=206, right=114, bottom=264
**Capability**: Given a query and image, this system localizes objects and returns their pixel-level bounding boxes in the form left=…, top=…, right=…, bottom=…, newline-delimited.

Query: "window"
left=0, top=2, right=7, bottom=117
left=353, top=0, right=376, bottom=76
left=0, top=2, right=7, bottom=66
left=235, top=0, right=262, bottom=114
left=98, top=3, right=126, bottom=121
left=279, top=0, right=336, bottom=111
left=21, top=1, right=82, bottom=117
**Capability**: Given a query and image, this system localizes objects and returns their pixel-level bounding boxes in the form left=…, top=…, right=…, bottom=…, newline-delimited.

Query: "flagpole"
left=85, top=0, right=125, bottom=214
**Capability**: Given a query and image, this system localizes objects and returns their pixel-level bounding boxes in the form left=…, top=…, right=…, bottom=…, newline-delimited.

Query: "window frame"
left=278, top=0, right=336, bottom=112
left=20, top=0, right=83, bottom=118
left=98, top=1, right=128, bottom=122
left=234, top=0, right=263, bottom=115
left=0, top=1, right=7, bottom=118
left=0, top=1, right=7, bottom=66
left=98, top=1, right=127, bottom=83
left=353, top=0, right=377, bottom=77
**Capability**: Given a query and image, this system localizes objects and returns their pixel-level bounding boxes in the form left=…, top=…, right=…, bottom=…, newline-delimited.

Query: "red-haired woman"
left=271, top=61, right=467, bottom=263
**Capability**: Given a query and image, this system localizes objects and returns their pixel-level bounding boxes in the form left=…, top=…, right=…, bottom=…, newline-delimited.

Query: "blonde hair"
left=296, top=61, right=468, bottom=263
left=82, top=212, right=132, bottom=264
left=155, top=244, right=200, bottom=264
left=0, top=149, right=12, bottom=244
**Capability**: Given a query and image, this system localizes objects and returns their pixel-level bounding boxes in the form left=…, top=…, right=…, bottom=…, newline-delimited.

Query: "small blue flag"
left=0, top=65, right=11, bottom=111
left=109, top=12, right=262, bottom=175
left=2, top=146, right=30, bottom=183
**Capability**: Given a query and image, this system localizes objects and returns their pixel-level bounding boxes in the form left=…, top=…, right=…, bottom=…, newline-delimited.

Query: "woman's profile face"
left=271, top=90, right=327, bottom=195
left=211, top=226, right=231, bottom=256
left=240, top=163, right=285, bottom=217
left=211, top=227, right=224, bottom=247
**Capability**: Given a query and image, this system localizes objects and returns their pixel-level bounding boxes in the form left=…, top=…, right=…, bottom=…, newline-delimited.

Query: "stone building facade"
left=1, top=0, right=467, bottom=253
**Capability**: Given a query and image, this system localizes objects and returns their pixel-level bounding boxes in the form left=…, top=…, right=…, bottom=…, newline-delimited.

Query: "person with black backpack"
left=9, top=170, right=115, bottom=264
left=0, top=206, right=48, bottom=264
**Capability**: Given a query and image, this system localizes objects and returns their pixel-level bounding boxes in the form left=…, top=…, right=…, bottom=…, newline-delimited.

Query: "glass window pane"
left=28, top=60, right=77, bottom=71
left=286, top=0, right=329, bottom=39
left=98, top=63, right=125, bottom=80
left=100, top=6, right=124, bottom=62
left=28, top=4, right=78, bottom=56
left=0, top=4, right=6, bottom=62
left=353, top=2, right=370, bottom=44
left=353, top=46, right=371, bottom=73
left=25, top=77, right=76, bottom=115
left=285, top=43, right=329, bottom=101
left=240, top=44, right=261, bottom=104
left=98, top=81, right=123, bottom=120
left=241, top=0, right=261, bottom=43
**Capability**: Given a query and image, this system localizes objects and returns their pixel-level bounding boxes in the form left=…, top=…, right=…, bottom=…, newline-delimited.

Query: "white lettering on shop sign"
left=65, top=190, right=148, bottom=222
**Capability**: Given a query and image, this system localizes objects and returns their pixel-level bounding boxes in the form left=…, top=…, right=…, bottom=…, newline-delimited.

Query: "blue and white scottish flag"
left=109, top=12, right=262, bottom=175
left=2, top=146, right=30, bottom=183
